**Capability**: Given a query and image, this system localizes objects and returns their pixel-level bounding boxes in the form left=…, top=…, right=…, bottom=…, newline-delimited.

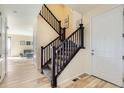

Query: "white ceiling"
left=66, top=4, right=99, bottom=14
left=0, top=4, right=42, bottom=36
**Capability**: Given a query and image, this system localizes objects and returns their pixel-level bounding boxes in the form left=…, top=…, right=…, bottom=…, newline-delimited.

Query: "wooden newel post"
left=51, top=46, right=57, bottom=88
left=61, top=27, right=66, bottom=41
left=41, top=46, right=44, bottom=74
left=79, top=24, right=85, bottom=49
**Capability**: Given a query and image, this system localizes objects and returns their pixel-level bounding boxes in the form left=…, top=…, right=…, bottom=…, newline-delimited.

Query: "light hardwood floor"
left=0, top=58, right=119, bottom=88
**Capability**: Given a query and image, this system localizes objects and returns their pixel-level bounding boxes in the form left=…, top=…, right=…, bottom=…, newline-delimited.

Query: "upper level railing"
left=39, top=4, right=61, bottom=35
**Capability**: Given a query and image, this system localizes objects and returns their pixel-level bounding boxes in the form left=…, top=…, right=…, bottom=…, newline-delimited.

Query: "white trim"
left=58, top=72, right=85, bottom=85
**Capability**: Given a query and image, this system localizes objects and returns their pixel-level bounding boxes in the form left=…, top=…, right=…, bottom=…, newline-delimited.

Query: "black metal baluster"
left=45, top=6, right=47, bottom=19
left=77, top=30, right=79, bottom=47
left=75, top=33, right=77, bottom=50
left=66, top=40, right=68, bottom=57
left=45, top=49, right=46, bottom=64
left=70, top=37, right=73, bottom=56
left=48, top=46, right=50, bottom=61
left=48, top=10, right=50, bottom=23
left=59, top=47, right=63, bottom=68
left=73, top=33, right=75, bottom=52
left=43, top=49, right=45, bottom=64
left=67, top=40, right=70, bottom=59
left=61, top=44, right=65, bottom=65
left=68, top=39, right=70, bottom=59
left=75, top=32, right=77, bottom=51
left=46, top=47, right=48, bottom=62
left=46, top=48, right=47, bottom=63
left=72, top=35, right=74, bottom=54
left=50, top=13, right=52, bottom=25
left=47, top=47, right=49, bottom=61
left=44, top=7, right=46, bottom=19
left=65, top=42, right=67, bottom=65
left=46, top=6, right=48, bottom=21
left=58, top=48, right=60, bottom=72
left=47, top=11, right=50, bottom=22
left=41, top=46, right=43, bottom=73
left=56, top=50, right=58, bottom=74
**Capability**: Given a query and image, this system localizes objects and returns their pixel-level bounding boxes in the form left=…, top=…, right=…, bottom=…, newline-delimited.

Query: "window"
left=26, top=41, right=31, bottom=45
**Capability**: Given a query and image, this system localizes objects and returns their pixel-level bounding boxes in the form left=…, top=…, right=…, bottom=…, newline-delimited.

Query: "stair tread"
left=43, top=67, right=52, bottom=81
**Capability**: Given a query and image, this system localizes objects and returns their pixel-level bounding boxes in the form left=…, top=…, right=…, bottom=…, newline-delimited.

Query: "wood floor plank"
left=0, top=57, right=119, bottom=88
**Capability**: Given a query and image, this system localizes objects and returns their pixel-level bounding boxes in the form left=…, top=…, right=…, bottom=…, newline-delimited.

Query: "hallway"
left=0, top=58, right=50, bottom=88
left=0, top=58, right=118, bottom=88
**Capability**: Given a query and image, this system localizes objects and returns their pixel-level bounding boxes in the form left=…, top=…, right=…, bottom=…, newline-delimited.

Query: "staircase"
left=39, top=4, right=85, bottom=88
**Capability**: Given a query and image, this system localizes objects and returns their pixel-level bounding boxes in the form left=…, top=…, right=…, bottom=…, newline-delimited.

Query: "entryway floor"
left=0, top=58, right=119, bottom=88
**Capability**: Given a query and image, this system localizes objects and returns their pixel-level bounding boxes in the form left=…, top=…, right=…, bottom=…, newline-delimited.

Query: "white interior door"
left=91, top=6, right=124, bottom=87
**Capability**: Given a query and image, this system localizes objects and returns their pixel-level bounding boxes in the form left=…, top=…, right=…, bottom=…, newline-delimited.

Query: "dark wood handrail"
left=44, top=4, right=60, bottom=23
left=39, top=4, right=62, bottom=35
left=43, top=36, right=60, bottom=49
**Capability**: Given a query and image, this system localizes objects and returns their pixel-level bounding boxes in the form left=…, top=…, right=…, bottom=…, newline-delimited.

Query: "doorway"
left=7, top=33, right=35, bottom=70
left=7, top=37, right=11, bottom=57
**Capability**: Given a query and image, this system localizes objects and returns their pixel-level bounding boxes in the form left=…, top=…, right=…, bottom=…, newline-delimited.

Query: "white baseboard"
left=58, top=72, right=85, bottom=85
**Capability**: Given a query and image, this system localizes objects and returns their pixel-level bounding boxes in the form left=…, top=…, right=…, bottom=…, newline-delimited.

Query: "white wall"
left=57, top=5, right=120, bottom=84
left=34, top=15, right=59, bottom=70
left=58, top=49, right=91, bottom=84
left=72, top=10, right=82, bottom=31
left=8, top=34, right=33, bottom=57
